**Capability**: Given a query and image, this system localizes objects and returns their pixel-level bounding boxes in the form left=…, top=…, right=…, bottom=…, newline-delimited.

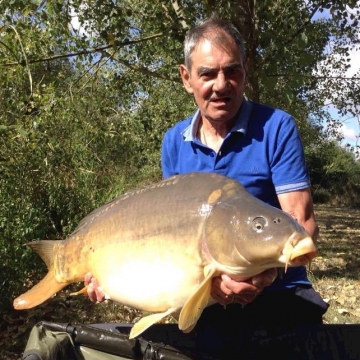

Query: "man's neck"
left=197, top=118, right=234, bottom=153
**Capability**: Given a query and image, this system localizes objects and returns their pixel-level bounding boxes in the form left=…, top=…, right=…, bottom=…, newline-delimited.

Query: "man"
left=160, top=15, right=328, bottom=326
left=86, top=16, right=328, bottom=326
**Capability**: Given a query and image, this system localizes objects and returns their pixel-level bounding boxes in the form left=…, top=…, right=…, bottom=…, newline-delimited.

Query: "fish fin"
left=13, top=269, right=67, bottom=310
left=129, top=308, right=176, bottom=339
left=70, top=285, right=88, bottom=296
left=182, top=323, right=196, bottom=334
left=27, top=240, right=62, bottom=269
left=178, top=267, right=217, bottom=332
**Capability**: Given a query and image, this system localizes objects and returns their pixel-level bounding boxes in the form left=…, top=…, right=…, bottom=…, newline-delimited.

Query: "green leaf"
left=30, top=0, right=43, bottom=6
left=0, top=125, right=7, bottom=133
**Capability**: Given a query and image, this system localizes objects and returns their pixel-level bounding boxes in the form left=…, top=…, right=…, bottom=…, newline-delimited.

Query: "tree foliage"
left=0, top=0, right=360, bottom=308
left=307, top=141, right=360, bottom=205
left=2, top=1, right=359, bottom=109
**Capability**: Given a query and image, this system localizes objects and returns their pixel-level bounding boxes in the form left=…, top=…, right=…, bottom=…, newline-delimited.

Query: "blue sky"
left=327, top=107, right=359, bottom=148
left=324, top=43, right=360, bottom=148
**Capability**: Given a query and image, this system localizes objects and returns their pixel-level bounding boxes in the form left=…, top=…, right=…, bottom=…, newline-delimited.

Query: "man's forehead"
left=192, top=34, right=242, bottom=56
left=191, top=39, right=243, bottom=67
left=194, top=35, right=235, bottom=50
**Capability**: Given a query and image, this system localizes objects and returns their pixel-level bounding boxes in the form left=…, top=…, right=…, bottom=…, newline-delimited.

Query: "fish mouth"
left=281, top=234, right=317, bottom=272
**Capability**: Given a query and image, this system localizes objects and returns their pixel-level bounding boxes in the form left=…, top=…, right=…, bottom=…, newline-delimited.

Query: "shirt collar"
left=181, top=99, right=253, bottom=141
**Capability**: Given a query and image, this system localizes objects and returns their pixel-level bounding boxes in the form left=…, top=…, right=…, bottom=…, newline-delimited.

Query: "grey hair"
left=183, top=16, right=247, bottom=70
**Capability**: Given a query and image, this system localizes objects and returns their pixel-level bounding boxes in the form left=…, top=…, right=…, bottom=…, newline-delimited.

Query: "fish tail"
left=13, top=269, right=67, bottom=309
left=13, top=240, right=66, bottom=310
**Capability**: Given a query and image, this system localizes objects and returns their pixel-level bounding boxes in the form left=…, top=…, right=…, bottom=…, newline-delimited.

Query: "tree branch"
left=266, top=73, right=360, bottom=80
left=101, top=49, right=181, bottom=83
left=0, top=33, right=164, bottom=67
left=170, top=0, right=189, bottom=30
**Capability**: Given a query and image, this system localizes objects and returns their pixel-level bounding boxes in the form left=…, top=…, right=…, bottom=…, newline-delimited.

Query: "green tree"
left=307, top=141, right=360, bottom=205
left=2, top=1, right=359, bottom=117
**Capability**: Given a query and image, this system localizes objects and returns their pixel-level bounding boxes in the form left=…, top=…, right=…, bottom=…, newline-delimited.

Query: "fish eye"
left=252, top=217, right=267, bottom=232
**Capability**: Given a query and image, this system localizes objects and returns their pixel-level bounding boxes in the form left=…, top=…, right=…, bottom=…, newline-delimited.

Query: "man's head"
left=180, top=16, right=248, bottom=126
left=183, top=16, right=247, bottom=71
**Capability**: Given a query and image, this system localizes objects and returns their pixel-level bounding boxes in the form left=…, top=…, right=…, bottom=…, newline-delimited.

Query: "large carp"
left=13, top=172, right=317, bottom=339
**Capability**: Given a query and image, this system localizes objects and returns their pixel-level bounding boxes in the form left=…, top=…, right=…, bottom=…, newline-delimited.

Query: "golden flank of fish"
left=13, top=173, right=317, bottom=339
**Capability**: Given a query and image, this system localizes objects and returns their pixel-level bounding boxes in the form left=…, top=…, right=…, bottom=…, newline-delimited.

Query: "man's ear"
left=179, top=64, right=194, bottom=94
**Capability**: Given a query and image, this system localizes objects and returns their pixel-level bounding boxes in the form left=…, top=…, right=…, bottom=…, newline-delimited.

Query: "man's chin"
left=205, top=110, right=238, bottom=124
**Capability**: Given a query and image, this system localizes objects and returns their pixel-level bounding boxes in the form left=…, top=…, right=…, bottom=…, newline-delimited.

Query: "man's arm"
left=277, top=188, right=319, bottom=242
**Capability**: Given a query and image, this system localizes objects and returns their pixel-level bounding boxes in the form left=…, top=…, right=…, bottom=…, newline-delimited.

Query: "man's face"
left=180, top=34, right=247, bottom=125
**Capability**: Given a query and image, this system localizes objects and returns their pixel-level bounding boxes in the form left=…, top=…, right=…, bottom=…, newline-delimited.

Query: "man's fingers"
left=85, top=274, right=106, bottom=303
left=251, top=268, right=278, bottom=288
left=220, top=274, right=260, bottom=294
left=211, top=269, right=278, bottom=306
left=211, top=277, right=233, bottom=304
left=87, top=282, right=97, bottom=303
left=233, top=293, right=257, bottom=305
left=84, top=272, right=93, bottom=286
left=212, top=275, right=261, bottom=305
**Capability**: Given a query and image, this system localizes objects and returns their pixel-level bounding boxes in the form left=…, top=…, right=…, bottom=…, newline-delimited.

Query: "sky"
left=314, top=4, right=360, bottom=149
left=327, top=46, right=360, bottom=149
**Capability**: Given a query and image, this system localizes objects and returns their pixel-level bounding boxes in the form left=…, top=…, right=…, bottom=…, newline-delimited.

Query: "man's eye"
left=225, top=67, right=242, bottom=77
left=225, top=68, right=235, bottom=76
left=201, top=72, right=215, bottom=79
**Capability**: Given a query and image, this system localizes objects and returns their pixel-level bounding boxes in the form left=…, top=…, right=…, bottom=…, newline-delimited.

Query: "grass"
left=310, top=205, right=360, bottom=324
left=1, top=205, right=359, bottom=359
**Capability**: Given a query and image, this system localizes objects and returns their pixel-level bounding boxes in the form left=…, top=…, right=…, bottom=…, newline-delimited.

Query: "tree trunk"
left=231, top=0, right=260, bottom=102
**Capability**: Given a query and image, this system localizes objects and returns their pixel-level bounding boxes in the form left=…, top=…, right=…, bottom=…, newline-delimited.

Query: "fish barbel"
left=13, top=172, right=317, bottom=338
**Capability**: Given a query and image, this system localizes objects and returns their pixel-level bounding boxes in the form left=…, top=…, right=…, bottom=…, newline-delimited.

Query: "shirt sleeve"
left=161, top=129, right=177, bottom=179
left=270, top=114, right=311, bottom=194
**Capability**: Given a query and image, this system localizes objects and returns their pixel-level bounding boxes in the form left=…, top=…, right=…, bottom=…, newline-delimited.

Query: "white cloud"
left=69, top=4, right=92, bottom=38
left=339, top=119, right=359, bottom=147
left=313, top=2, right=360, bottom=79
left=346, top=47, right=360, bottom=77
left=342, top=123, right=357, bottom=140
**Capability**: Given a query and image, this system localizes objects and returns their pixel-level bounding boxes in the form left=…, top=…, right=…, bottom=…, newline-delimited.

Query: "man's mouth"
left=210, top=97, right=231, bottom=105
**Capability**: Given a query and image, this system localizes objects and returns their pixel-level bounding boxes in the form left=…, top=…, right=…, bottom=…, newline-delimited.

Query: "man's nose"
left=213, top=72, right=228, bottom=92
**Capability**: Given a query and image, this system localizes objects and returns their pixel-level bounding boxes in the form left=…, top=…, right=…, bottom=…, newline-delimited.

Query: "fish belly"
left=88, top=237, right=204, bottom=312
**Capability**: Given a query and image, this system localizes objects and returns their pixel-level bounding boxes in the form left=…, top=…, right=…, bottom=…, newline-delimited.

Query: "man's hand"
left=84, top=272, right=106, bottom=303
left=210, top=268, right=278, bottom=306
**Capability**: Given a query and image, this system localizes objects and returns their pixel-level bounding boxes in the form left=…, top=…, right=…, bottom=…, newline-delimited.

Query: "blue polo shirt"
left=161, top=99, right=312, bottom=290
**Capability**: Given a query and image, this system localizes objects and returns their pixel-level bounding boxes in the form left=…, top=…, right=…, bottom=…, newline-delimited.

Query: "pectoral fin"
left=178, top=266, right=217, bottom=332
left=129, top=308, right=177, bottom=339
